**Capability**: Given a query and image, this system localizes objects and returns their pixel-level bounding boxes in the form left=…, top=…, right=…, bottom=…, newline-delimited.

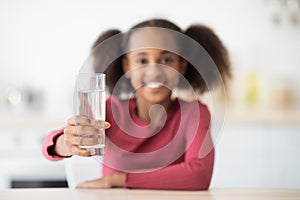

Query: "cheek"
left=129, top=69, right=144, bottom=89
left=169, top=74, right=180, bottom=88
left=164, top=68, right=181, bottom=88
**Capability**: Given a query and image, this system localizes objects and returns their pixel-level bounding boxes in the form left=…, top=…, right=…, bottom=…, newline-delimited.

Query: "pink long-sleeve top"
left=42, top=96, right=214, bottom=190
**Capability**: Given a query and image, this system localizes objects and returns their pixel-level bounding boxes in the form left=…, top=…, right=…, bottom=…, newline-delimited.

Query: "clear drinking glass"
left=74, top=73, right=106, bottom=156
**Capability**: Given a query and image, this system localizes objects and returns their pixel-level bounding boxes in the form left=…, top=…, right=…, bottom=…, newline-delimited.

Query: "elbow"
left=186, top=172, right=212, bottom=190
left=184, top=159, right=214, bottom=190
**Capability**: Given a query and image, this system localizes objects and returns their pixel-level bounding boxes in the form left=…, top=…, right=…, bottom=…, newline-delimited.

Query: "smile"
left=144, top=82, right=165, bottom=89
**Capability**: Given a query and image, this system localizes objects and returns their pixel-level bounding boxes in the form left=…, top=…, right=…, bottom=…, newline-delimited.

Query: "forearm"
left=125, top=156, right=214, bottom=190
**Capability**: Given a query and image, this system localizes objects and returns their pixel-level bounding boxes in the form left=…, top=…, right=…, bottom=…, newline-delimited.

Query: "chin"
left=145, top=94, right=171, bottom=104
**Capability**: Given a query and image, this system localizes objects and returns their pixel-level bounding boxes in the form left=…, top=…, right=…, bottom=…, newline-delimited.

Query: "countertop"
left=1, top=188, right=300, bottom=200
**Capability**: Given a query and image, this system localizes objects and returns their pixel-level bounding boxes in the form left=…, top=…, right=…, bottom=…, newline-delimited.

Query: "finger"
left=76, top=182, right=87, bottom=189
left=92, top=120, right=108, bottom=129
left=71, top=146, right=91, bottom=157
left=64, top=126, right=79, bottom=136
left=76, top=181, right=94, bottom=189
left=75, top=125, right=100, bottom=136
left=68, top=115, right=93, bottom=126
left=76, top=179, right=110, bottom=189
left=64, top=135, right=82, bottom=146
left=65, top=125, right=99, bottom=136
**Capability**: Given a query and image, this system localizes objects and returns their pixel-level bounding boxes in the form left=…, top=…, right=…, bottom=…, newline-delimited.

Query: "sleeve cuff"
left=41, top=129, right=65, bottom=161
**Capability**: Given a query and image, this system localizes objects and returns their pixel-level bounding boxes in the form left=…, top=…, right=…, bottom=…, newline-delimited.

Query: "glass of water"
left=74, top=73, right=106, bottom=156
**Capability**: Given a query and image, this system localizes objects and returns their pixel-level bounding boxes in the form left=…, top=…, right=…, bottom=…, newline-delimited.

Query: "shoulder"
left=106, top=96, right=131, bottom=119
left=106, top=95, right=120, bottom=104
left=106, top=96, right=129, bottom=107
left=179, top=99, right=211, bottom=126
left=179, top=99, right=210, bottom=115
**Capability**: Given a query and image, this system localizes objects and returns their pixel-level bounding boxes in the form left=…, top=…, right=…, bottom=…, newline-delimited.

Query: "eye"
left=160, top=57, right=173, bottom=64
left=136, top=58, right=148, bottom=65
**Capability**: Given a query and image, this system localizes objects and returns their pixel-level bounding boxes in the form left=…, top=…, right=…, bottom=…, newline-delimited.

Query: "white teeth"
left=145, top=82, right=164, bottom=88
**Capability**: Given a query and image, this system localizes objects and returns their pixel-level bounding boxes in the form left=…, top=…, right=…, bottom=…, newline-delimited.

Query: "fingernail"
left=105, top=122, right=111, bottom=128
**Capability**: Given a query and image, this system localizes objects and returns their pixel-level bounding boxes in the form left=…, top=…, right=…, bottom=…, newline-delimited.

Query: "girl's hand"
left=76, top=172, right=126, bottom=189
left=54, top=115, right=110, bottom=157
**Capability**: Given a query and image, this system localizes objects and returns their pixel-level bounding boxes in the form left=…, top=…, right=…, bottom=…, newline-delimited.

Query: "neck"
left=135, top=96, right=174, bottom=124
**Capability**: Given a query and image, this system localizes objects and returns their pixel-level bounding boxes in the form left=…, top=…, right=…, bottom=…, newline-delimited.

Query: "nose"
left=144, top=64, right=164, bottom=81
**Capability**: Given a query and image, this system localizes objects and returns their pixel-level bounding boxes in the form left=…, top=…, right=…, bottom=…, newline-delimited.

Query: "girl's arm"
left=124, top=128, right=214, bottom=189
left=41, top=129, right=65, bottom=161
left=124, top=152, right=214, bottom=190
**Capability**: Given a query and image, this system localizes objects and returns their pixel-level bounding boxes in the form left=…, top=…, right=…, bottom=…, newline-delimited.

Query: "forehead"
left=127, top=27, right=180, bottom=53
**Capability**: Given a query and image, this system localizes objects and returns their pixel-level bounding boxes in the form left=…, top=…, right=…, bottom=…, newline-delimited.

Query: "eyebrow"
left=132, top=50, right=174, bottom=56
left=160, top=50, right=173, bottom=55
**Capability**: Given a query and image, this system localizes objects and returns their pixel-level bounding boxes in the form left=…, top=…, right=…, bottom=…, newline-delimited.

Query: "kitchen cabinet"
left=211, top=124, right=300, bottom=188
left=0, top=118, right=66, bottom=189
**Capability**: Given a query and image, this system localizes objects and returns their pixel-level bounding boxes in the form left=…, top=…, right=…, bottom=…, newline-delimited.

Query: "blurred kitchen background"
left=0, top=0, right=299, bottom=189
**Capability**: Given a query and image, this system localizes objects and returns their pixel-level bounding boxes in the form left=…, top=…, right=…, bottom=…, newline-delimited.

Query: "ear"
left=179, top=59, right=188, bottom=75
left=122, top=57, right=131, bottom=78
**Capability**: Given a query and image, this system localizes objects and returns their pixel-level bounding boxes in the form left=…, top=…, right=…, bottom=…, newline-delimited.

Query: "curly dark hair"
left=91, top=19, right=231, bottom=98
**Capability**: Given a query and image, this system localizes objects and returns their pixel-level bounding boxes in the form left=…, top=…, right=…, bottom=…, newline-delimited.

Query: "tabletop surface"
left=1, top=188, right=300, bottom=200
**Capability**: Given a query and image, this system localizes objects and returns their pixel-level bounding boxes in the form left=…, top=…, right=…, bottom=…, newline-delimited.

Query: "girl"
left=42, top=19, right=231, bottom=190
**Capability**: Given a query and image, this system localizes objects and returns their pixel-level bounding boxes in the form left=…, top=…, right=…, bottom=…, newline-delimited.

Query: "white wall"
left=1, top=0, right=300, bottom=118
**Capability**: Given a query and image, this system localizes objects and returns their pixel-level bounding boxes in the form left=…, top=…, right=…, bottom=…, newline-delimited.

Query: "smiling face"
left=122, top=28, right=187, bottom=105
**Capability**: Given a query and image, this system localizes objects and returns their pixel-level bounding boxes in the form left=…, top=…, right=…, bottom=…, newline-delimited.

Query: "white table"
left=1, top=188, right=300, bottom=200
